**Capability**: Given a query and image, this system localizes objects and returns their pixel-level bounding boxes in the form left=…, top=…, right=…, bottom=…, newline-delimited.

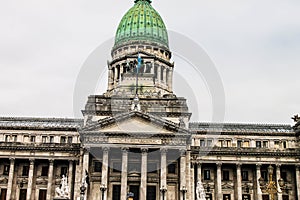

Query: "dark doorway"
left=0, top=189, right=7, bottom=200
left=19, top=189, right=27, bottom=200
left=242, top=194, right=251, bottom=200
left=147, top=186, right=156, bottom=200
left=129, top=185, right=140, bottom=200
left=262, top=195, right=269, bottom=200
left=112, top=185, right=121, bottom=200
left=38, top=189, right=47, bottom=200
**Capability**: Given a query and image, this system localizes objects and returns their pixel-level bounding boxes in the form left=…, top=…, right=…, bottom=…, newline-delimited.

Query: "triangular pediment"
left=81, top=111, right=190, bottom=135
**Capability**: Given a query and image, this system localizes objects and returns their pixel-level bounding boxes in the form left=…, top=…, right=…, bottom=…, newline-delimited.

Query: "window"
left=22, top=166, right=29, bottom=176
left=242, top=171, right=248, bottom=181
left=60, top=136, right=66, bottom=143
left=261, top=171, right=268, bottom=181
left=94, top=161, right=102, bottom=172
left=30, top=136, right=36, bottom=143
left=204, top=170, right=211, bottom=180
left=50, top=136, right=54, bottom=143
left=283, top=141, right=287, bottom=148
left=281, top=171, right=287, bottom=181
left=12, top=135, right=17, bottom=142
left=218, top=140, right=223, bottom=147
left=223, top=170, right=229, bottom=181
left=5, top=135, right=9, bottom=142
left=256, top=141, right=262, bottom=148
left=263, top=141, right=268, bottom=148
left=223, top=194, right=231, bottom=200
left=237, top=140, right=242, bottom=148
left=274, top=141, right=280, bottom=148
left=225, top=140, right=231, bottom=147
left=3, top=165, right=9, bottom=175
left=60, top=167, right=68, bottom=176
left=42, top=136, right=47, bottom=143
left=41, top=166, right=48, bottom=176
left=200, top=140, right=205, bottom=147
left=67, top=137, right=73, bottom=144
left=242, top=194, right=250, bottom=200
left=168, top=163, right=176, bottom=174
left=207, top=139, right=213, bottom=147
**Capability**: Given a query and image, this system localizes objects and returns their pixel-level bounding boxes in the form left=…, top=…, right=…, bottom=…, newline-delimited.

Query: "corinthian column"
left=121, top=147, right=129, bottom=200
left=216, top=163, right=222, bottom=200
left=236, top=164, right=242, bottom=200
left=46, top=159, right=54, bottom=200
left=26, top=159, right=35, bottom=200
left=6, top=158, right=15, bottom=200
left=256, top=164, right=262, bottom=200
left=140, top=148, right=148, bottom=200
left=101, top=147, right=110, bottom=200
left=160, top=148, right=167, bottom=200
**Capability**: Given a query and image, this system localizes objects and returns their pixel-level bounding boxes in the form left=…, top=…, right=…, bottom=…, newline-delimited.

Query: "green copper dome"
left=114, top=0, right=169, bottom=49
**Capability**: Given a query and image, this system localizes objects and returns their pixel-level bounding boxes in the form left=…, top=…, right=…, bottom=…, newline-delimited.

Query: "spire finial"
left=134, top=0, right=152, bottom=4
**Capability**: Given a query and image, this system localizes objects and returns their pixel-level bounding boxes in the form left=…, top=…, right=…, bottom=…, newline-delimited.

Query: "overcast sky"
left=0, top=0, right=299, bottom=124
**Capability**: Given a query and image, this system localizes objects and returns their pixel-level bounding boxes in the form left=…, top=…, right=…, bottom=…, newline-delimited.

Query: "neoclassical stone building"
left=0, top=0, right=299, bottom=200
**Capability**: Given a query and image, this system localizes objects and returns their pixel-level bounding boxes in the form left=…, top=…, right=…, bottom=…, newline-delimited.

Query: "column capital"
left=9, top=158, right=15, bottom=163
left=49, top=159, right=54, bottom=164
left=216, top=162, right=222, bottom=168
left=179, top=149, right=187, bottom=156
left=236, top=163, right=242, bottom=168
left=102, top=147, right=110, bottom=153
left=197, top=162, right=202, bottom=167
left=296, top=165, right=300, bottom=171
left=256, top=164, right=262, bottom=169
left=121, top=147, right=129, bottom=153
left=160, top=147, right=168, bottom=154
left=141, top=148, right=148, bottom=154
left=276, top=164, right=281, bottom=168
left=29, top=159, right=35, bottom=165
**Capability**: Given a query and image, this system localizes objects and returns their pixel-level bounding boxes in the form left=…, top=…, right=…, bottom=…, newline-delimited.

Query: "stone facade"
left=0, top=1, right=299, bottom=200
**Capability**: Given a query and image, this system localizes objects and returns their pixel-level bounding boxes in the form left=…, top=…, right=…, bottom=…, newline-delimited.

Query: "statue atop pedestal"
left=54, top=175, right=70, bottom=199
left=292, top=114, right=300, bottom=134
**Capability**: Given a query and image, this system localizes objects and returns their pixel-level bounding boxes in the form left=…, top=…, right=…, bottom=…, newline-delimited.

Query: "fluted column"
left=236, top=164, right=242, bottom=200
left=160, top=148, right=167, bottom=200
left=68, top=160, right=73, bottom=198
left=121, top=147, right=129, bottom=200
left=46, top=159, right=54, bottom=200
left=216, top=163, right=222, bottom=200
left=180, top=149, right=187, bottom=200
left=276, top=164, right=282, bottom=200
left=140, top=148, right=148, bottom=200
left=296, top=165, right=300, bottom=200
left=101, top=147, right=110, bottom=200
left=256, top=164, right=262, bottom=200
left=6, top=158, right=15, bottom=200
left=26, top=159, right=35, bottom=200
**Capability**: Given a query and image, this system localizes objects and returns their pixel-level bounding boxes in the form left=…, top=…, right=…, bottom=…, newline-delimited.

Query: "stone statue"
left=292, top=114, right=300, bottom=132
left=55, top=175, right=70, bottom=199
left=196, top=181, right=206, bottom=200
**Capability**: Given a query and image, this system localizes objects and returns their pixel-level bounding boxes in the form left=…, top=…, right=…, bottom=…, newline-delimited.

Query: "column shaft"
left=197, top=163, right=202, bottom=182
left=26, top=159, right=35, bottom=200
left=160, top=148, right=167, bottom=200
left=276, top=165, right=282, bottom=200
left=101, top=147, right=109, bottom=200
left=6, top=158, right=15, bottom=200
left=236, top=164, right=242, bottom=200
left=121, top=148, right=128, bottom=200
left=216, top=163, right=222, bottom=200
left=296, top=166, right=300, bottom=200
left=46, top=160, right=54, bottom=200
left=157, top=65, right=161, bottom=84
left=82, top=150, right=89, bottom=199
left=140, top=148, right=148, bottom=200
left=68, top=160, right=73, bottom=199
left=256, top=164, right=262, bottom=200
left=180, top=150, right=186, bottom=200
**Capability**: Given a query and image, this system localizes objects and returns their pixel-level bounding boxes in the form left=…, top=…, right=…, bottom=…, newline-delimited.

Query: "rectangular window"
left=223, top=170, right=229, bottom=181
left=200, top=140, right=205, bottom=147
left=204, top=170, right=211, bottom=180
left=68, top=136, right=73, bottom=144
left=50, top=136, right=54, bottom=143
left=94, top=161, right=102, bottom=172
left=30, top=136, right=36, bottom=142
left=207, top=139, right=213, bottom=147
left=225, top=140, right=231, bottom=147
left=5, top=135, right=9, bottom=142
left=283, top=141, right=287, bottom=148
left=3, top=165, right=10, bottom=175
left=263, top=141, right=268, bottom=148
left=242, top=194, right=251, bottom=200
left=256, top=141, right=262, bottom=148
left=22, top=166, right=29, bottom=176
left=12, top=135, right=17, bottom=142
left=168, top=163, right=176, bottom=174
left=242, top=171, right=248, bottom=181
left=60, top=167, right=68, bottom=176
left=146, top=186, right=156, bottom=200
left=218, top=140, right=223, bottom=147
left=41, top=166, right=48, bottom=176
left=42, top=136, right=47, bottom=143
left=112, top=185, right=121, bottom=200
left=237, top=140, right=242, bottom=148
left=60, top=136, right=66, bottom=143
